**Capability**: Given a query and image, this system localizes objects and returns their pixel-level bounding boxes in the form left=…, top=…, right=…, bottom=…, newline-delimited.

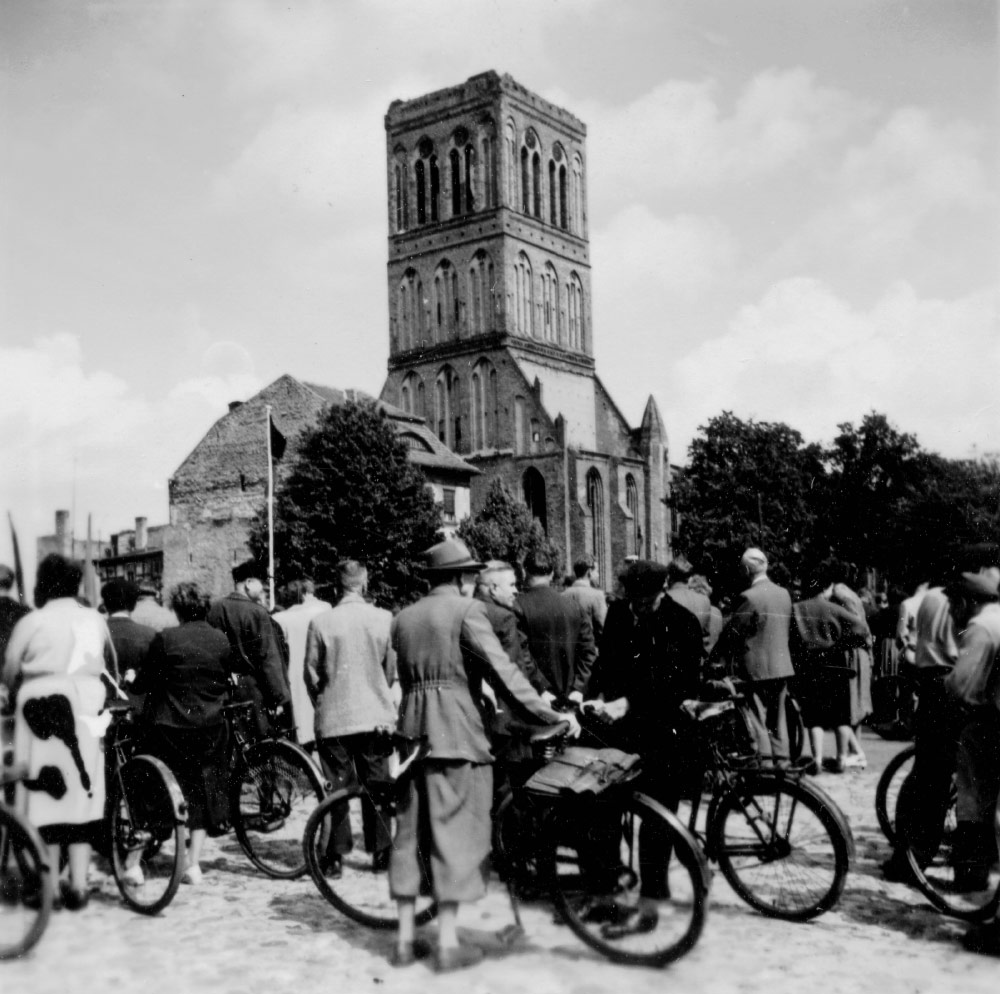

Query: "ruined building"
left=379, top=71, right=671, bottom=584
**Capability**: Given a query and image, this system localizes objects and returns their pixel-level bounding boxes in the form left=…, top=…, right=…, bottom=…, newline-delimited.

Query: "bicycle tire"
left=711, top=774, right=850, bottom=921
left=550, top=791, right=709, bottom=967
left=875, top=744, right=915, bottom=845
left=110, top=756, right=186, bottom=915
left=899, top=779, right=1000, bottom=922
left=785, top=694, right=805, bottom=762
left=302, top=786, right=437, bottom=930
left=0, top=806, right=54, bottom=959
left=232, top=739, right=326, bottom=879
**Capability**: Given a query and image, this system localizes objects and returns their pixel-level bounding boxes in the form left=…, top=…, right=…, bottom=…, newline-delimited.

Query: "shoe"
left=372, top=849, right=391, bottom=873
left=60, top=880, right=89, bottom=912
left=434, top=943, right=484, bottom=973
left=579, top=896, right=631, bottom=923
left=319, top=856, right=342, bottom=879
left=600, top=907, right=659, bottom=939
left=803, top=759, right=820, bottom=776
left=182, top=865, right=203, bottom=885
left=843, top=753, right=867, bottom=769
left=962, top=922, right=1000, bottom=956
left=121, top=864, right=145, bottom=888
left=389, top=937, right=432, bottom=967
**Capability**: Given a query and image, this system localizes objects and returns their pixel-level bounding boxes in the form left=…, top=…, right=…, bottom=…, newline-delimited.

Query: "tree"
left=822, top=413, right=928, bottom=585
left=669, top=412, right=827, bottom=592
left=457, top=476, right=560, bottom=573
left=248, top=401, right=441, bottom=607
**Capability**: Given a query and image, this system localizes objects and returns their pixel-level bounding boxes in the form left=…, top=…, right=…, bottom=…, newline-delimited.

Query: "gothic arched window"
left=523, top=467, right=547, bottom=533
left=587, top=468, right=607, bottom=585
left=625, top=473, right=640, bottom=558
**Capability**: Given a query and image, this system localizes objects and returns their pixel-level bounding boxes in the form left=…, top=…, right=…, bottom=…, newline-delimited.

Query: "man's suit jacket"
left=107, top=615, right=156, bottom=705
left=393, top=586, right=562, bottom=763
left=515, top=584, right=597, bottom=699
left=720, top=576, right=795, bottom=682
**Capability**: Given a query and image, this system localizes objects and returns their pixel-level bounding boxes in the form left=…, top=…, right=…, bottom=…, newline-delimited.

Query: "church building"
left=380, top=71, right=672, bottom=585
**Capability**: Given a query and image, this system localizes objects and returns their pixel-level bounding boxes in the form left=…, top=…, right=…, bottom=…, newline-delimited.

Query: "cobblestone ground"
left=8, top=732, right=998, bottom=994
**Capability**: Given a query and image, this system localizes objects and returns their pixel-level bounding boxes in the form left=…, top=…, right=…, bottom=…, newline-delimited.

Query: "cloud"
left=764, top=106, right=995, bottom=281
left=656, top=278, right=998, bottom=463
left=0, top=335, right=265, bottom=586
left=591, top=205, right=739, bottom=353
left=582, top=68, right=871, bottom=205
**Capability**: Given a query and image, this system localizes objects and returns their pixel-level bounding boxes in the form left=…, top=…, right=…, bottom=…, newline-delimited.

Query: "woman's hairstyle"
left=169, top=582, right=210, bottom=623
left=34, top=553, right=83, bottom=607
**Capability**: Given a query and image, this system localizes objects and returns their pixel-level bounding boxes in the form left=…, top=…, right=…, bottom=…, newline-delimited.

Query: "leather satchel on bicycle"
left=522, top=745, right=642, bottom=798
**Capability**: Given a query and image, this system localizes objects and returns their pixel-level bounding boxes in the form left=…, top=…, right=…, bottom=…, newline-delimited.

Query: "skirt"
left=13, top=673, right=108, bottom=837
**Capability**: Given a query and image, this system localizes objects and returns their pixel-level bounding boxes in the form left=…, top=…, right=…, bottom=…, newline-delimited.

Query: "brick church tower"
left=380, top=71, right=671, bottom=585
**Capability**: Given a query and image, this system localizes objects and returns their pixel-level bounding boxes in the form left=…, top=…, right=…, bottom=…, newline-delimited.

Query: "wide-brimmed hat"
left=954, top=571, right=1000, bottom=602
left=420, top=538, right=485, bottom=575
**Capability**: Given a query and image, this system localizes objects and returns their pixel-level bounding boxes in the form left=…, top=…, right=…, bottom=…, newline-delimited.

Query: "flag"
left=269, top=413, right=286, bottom=462
left=8, top=512, right=25, bottom=606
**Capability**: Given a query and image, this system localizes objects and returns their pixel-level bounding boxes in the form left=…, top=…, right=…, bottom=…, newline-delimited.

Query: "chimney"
left=55, top=510, right=70, bottom=557
left=228, top=401, right=243, bottom=412
left=135, top=517, right=148, bottom=551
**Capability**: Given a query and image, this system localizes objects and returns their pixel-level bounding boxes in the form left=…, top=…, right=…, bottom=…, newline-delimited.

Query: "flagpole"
left=266, top=404, right=275, bottom=610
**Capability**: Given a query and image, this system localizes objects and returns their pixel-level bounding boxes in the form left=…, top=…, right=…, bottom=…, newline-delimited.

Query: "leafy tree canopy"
left=457, top=476, right=560, bottom=574
left=249, top=401, right=441, bottom=607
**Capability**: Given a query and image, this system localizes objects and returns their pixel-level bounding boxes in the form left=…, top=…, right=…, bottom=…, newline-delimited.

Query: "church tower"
left=380, top=72, right=671, bottom=583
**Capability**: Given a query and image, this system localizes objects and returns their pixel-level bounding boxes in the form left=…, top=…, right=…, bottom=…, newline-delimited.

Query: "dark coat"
left=206, top=592, right=289, bottom=708
left=515, top=584, right=597, bottom=699
left=107, top=615, right=157, bottom=708
left=135, top=621, right=232, bottom=728
left=592, top=596, right=703, bottom=754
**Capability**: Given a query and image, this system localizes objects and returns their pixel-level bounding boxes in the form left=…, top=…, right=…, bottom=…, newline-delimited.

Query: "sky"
left=1, top=0, right=997, bottom=593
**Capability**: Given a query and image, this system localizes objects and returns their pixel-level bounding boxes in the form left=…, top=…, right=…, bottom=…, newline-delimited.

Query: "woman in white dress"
left=2, top=554, right=114, bottom=910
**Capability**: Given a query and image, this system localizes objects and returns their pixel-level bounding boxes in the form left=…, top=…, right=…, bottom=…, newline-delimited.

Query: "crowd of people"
left=2, top=536, right=1000, bottom=967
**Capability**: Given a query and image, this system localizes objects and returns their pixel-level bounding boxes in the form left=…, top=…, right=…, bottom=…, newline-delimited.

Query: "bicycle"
left=677, top=697, right=853, bottom=921
left=874, top=742, right=915, bottom=845
left=894, top=753, right=998, bottom=921
left=303, top=724, right=710, bottom=968
left=222, top=700, right=327, bottom=879
left=104, top=701, right=188, bottom=915
left=0, top=762, right=55, bottom=959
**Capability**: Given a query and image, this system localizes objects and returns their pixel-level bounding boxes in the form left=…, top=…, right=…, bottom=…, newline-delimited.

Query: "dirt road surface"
left=9, top=731, right=996, bottom=994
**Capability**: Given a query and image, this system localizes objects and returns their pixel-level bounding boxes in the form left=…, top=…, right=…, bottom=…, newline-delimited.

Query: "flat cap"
left=619, top=560, right=670, bottom=598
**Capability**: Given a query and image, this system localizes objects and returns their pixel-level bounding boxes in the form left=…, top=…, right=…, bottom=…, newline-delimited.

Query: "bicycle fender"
left=632, top=790, right=713, bottom=893
left=243, top=739, right=330, bottom=793
left=131, top=754, right=190, bottom=826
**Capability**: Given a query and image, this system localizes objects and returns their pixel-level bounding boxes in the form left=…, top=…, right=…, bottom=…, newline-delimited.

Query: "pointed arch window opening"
left=429, top=156, right=440, bottom=222
left=559, top=165, right=567, bottom=230
left=415, top=160, right=426, bottom=225
left=523, top=468, right=548, bottom=534
left=586, top=468, right=607, bottom=588
left=532, top=152, right=541, bottom=218
left=520, top=147, right=530, bottom=214
left=450, top=148, right=461, bottom=216
left=464, top=144, right=475, bottom=213
left=625, top=474, right=640, bottom=558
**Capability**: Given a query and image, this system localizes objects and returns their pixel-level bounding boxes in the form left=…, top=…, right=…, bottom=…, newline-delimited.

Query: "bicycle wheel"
left=900, top=783, right=1000, bottom=921
left=0, top=806, right=54, bottom=960
left=875, top=744, right=915, bottom=845
left=232, top=739, right=326, bottom=879
left=303, top=786, right=437, bottom=930
left=550, top=791, right=709, bottom=967
left=110, top=756, right=186, bottom=915
left=711, top=774, right=849, bottom=921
